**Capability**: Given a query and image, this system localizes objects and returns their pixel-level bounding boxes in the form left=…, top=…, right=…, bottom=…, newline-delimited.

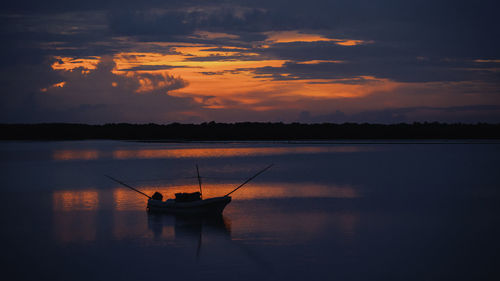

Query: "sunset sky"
left=1, top=0, right=499, bottom=123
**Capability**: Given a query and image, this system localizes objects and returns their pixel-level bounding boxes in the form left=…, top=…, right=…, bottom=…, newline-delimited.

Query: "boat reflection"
left=148, top=213, right=231, bottom=260
left=148, top=213, right=231, bottom=241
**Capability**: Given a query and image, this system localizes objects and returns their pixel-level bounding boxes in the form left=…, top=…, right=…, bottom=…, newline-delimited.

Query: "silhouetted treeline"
left=1, top=122, right=499, bottom=140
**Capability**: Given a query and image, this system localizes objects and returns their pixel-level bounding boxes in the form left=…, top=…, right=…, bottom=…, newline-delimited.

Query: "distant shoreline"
left=1, top=122, right=499, bottom=141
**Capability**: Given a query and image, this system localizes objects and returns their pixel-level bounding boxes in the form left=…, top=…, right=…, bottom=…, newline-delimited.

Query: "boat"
left=106, top=164, right=272, bottom=215
left=147, top=195, right=232, bottom=214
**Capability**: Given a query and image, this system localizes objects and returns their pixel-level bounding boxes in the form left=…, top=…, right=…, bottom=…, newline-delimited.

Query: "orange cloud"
left=265, top=31, right=334, bottom=43
left=51, top=56, right=100, bottom=72
left=335, top=39, right=366, bottom=46
left=50, top=38, right=395, bottom=113
left=474, top=59, right=500, bottom=63
left=41, top=81, right=67, bottom=92
left=264, top=30, right=371, bottom=46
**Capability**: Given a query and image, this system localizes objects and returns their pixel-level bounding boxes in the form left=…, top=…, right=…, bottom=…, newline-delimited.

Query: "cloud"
left=2, top=0, right=500, bottom=123
left=117, top=65, right=188, bottom=71
left=25, top=56, right=198, bottom=123
left=297, top=105, right=500, bottom=124
left=255, top=42, right=500, bottom=83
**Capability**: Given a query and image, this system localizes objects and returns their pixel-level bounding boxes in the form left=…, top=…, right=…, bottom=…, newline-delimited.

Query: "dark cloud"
left=247, top=48, right=500, bottom=83
left=298, top=105, right=500, bottom=124
left=1, top=56, right=197, bottom=123
left=107, top=9, right=194, bottom=40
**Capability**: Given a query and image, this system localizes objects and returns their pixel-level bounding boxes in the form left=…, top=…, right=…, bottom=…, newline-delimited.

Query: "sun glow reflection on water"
left=112, top=183, right=359, bottom=211
left=52, top=190, right=99, bottom=211
left=50, top=182, right=360, bottom=244
left=52, top=149, right=100, bottom=161
left=52, top=145, right=371, bottom=161
left=5, top=141, right=498, bottom=280
left=52, top=190, right=100, bottom=242
left=51, top=182, right=359, bottom=212
left=112, top=146, right=365, bottom=159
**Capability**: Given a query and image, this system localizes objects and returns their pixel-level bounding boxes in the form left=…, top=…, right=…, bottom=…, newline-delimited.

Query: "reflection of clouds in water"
left=52, top=212, right=97, bottom=243
left=228, top=207, right=361, bottom=245
left=50, top=189, right=359, bottom=254
left=112, top=146, right=368, bottom=159
left=52, top=190, right=99, bottom=243
left=113, top=188, right=146, bottom=211
left=51, top=183, right=359, bottom=244
left=111, top=211, right=152, bottom=241
left=337, top=213, right=359, bottom=237
left=52, top=190, right=99, bottom=211
left=51, top=145, right=374, bottom=161
left=52, top=149, right=100, bottom=160
left=234, top=212, right=330, bottom=245
left=110, top=182, right=359, bottom=211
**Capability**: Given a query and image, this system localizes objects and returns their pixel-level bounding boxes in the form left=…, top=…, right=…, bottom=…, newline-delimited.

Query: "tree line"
left=1, top=122, right=499, bottom=140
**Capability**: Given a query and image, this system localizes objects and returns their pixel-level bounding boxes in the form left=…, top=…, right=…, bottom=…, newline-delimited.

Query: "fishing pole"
left=196, top=164, right=203, bottom=199
left=105, top=175, right=152, bottom=199
left=224, top=164, right=274, bottom=197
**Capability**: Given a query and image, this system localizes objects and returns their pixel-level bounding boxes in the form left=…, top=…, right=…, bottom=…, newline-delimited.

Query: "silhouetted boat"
left=147, top=194, right=232, bottom=214
left=106, top=164, right=272, bottom=215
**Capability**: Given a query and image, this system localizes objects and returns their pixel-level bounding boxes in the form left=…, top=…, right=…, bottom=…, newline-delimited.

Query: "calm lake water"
left=1, top=140, right=499, bottom=281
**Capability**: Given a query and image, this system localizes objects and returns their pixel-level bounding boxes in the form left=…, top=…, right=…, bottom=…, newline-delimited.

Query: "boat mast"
left=224, top=164, right=273, bottom=197
left=196, top=164, right=203, bottom=199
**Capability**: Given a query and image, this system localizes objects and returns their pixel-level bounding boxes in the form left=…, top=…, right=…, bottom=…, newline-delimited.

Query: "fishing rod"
left=224, top=164, right=274, bottom=197
left=105, top=175, right=152, bottom=199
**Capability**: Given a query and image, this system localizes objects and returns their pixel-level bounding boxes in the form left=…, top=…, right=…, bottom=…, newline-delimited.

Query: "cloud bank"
left=1, top=0, right=499, bottom=123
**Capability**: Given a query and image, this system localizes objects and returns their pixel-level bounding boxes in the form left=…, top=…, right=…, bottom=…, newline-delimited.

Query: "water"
left=1, top=140, right=499, bottom=280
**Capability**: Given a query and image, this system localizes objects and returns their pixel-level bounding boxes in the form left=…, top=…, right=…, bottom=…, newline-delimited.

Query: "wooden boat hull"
left=147, top=196, right=231, bottom=214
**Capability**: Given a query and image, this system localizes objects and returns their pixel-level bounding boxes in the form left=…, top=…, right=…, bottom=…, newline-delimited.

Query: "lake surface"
left=1, top=140, right=499, bottom=280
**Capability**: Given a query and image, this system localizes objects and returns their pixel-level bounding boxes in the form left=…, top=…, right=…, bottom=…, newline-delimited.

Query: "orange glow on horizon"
left=49, top=35, right=390, bottom=112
